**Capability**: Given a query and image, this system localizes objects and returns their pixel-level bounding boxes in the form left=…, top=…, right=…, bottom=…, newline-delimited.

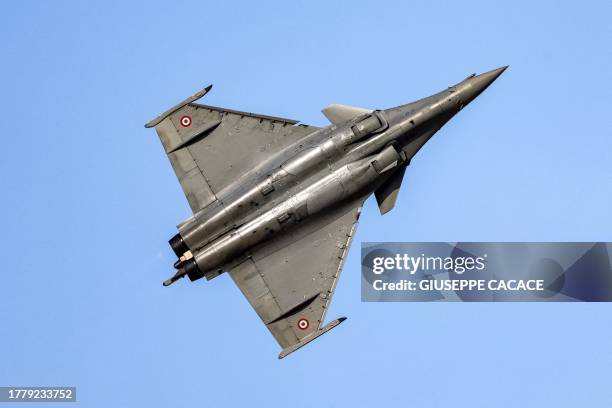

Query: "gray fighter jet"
left=145, top=66, right=507, bottom=358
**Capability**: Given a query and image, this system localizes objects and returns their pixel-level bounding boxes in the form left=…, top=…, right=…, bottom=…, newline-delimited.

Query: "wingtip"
left=277, top=316, right=348, bottom=359
left=144, top=83, right=214, bottom=129
left=193, top=84, right=213, bottom=99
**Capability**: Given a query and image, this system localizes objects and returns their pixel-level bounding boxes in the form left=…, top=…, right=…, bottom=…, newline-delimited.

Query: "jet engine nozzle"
left=169, top=234, right=189, bottom=258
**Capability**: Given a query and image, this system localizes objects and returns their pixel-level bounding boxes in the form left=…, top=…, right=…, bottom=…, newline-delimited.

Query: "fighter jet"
left=145, top=66, right=507, bottom=358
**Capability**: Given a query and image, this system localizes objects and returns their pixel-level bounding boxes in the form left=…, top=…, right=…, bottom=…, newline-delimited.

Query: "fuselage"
left=165, top=67, right=507, bottom=285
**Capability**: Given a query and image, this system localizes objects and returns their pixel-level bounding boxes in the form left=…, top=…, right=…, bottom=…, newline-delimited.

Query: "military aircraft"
left=145, top=66, right=507, bottom=358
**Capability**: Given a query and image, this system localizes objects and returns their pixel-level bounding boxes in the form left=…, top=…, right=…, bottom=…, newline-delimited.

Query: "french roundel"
left=297, top=318, right=309, bottom=330
left=179, top=115, right=192, bottom=127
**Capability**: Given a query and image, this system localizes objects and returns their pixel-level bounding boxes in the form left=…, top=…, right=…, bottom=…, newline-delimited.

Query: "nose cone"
left=381, top=66, right=508, bottom=135
left=460, top=65, right=508, bottom=105
left=472, top=66, right=508, bottom=90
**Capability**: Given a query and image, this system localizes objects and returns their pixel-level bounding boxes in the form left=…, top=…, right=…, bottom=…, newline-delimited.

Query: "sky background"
left=1, top=0, right=611, bottom=407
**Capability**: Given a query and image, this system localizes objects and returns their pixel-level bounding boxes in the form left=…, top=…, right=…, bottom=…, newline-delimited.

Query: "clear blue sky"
left=1, top=1, right=611, bottom=407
